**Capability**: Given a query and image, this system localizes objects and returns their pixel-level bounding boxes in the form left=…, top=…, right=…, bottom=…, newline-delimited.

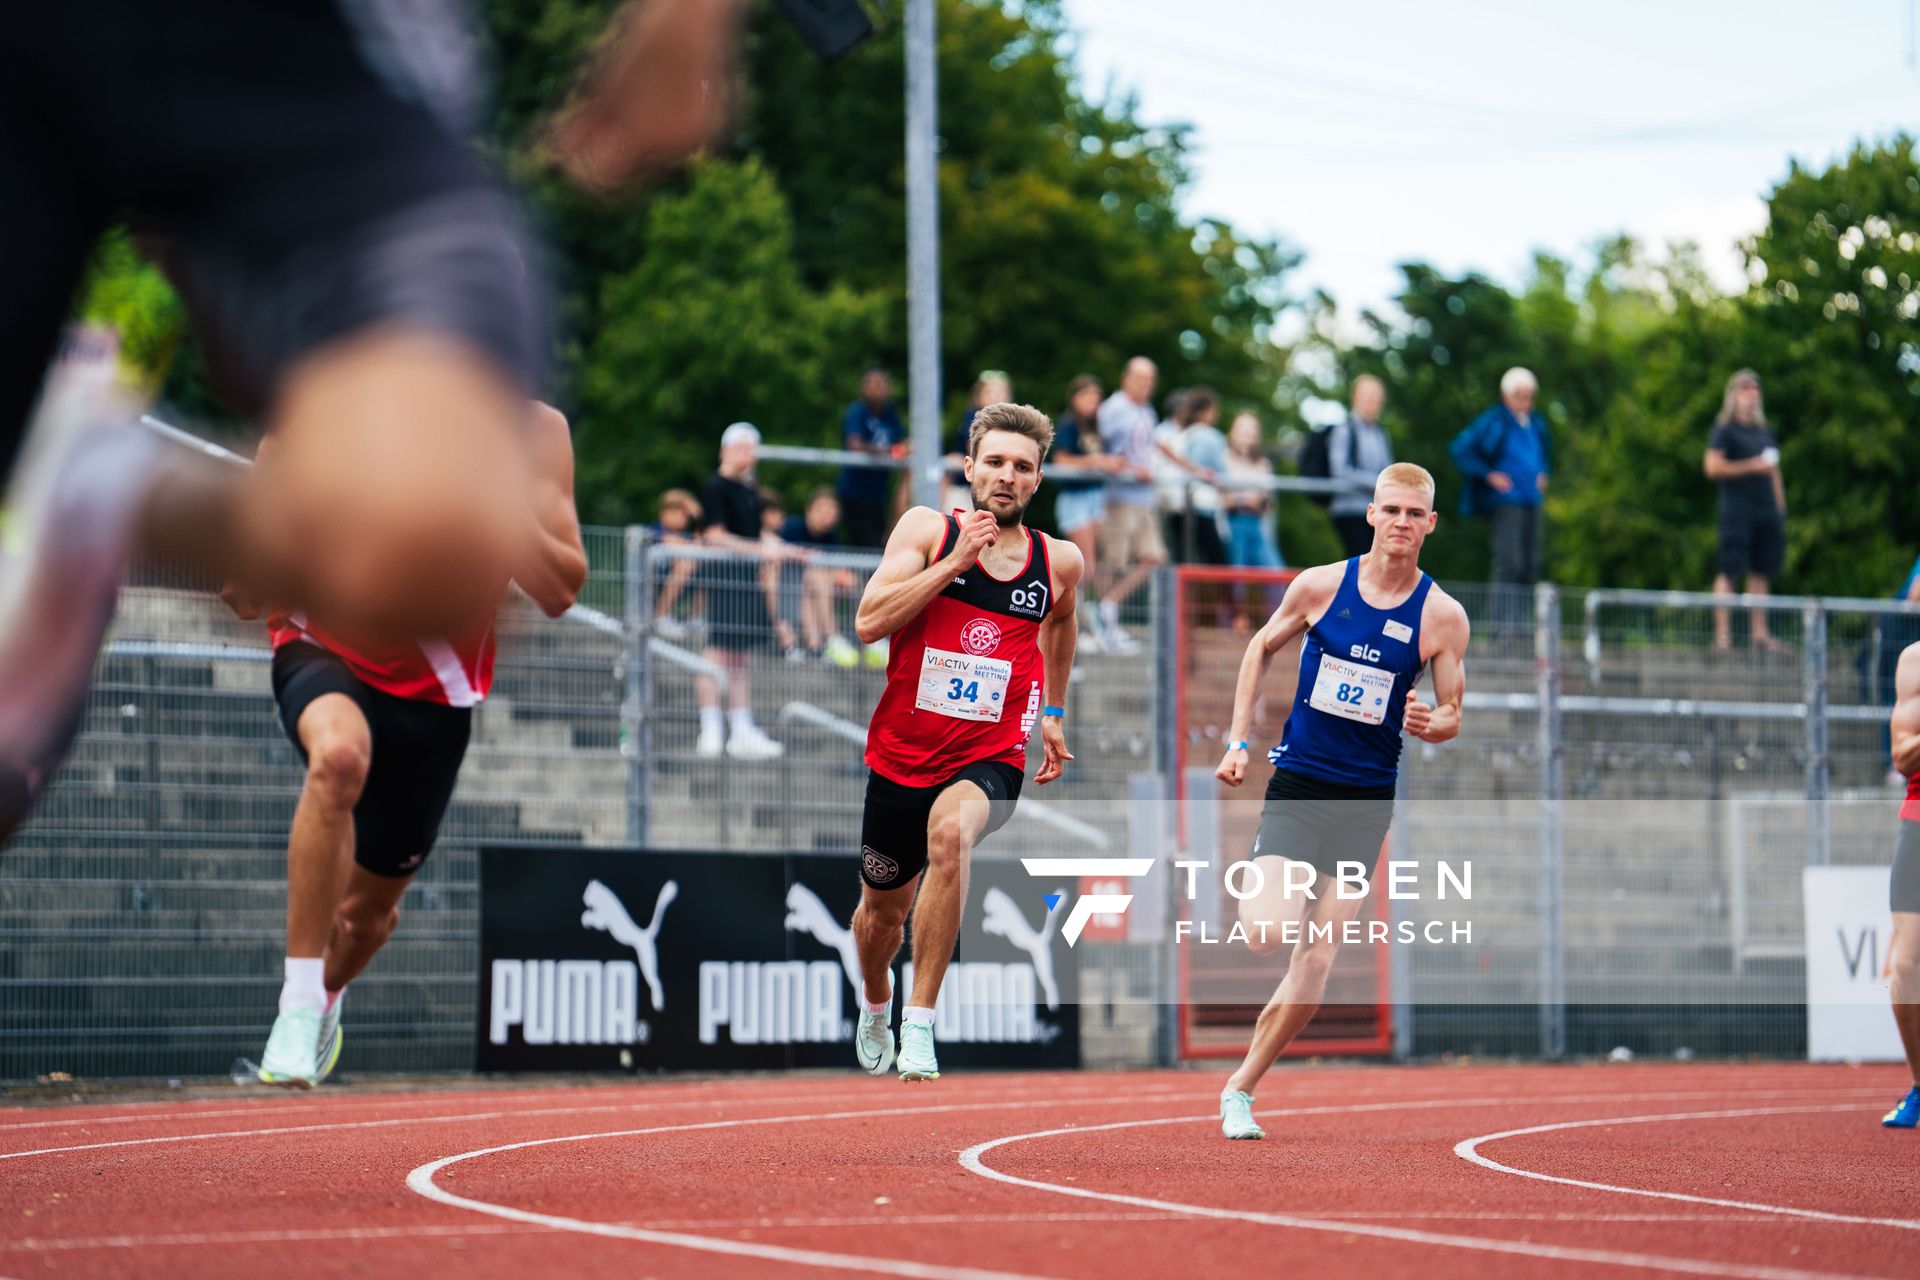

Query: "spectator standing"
left=1450, top=367, right=1551, bottom=630
left=1096, top=356, right=1166, bottom=651
left=837, top=367, right=906, bottom=548
left=943, top=370, right=1012, bottom=513
left=1223, top=412, right=1283, bottom=570
left=1165, top=386, right=1229, bottom=565
left=1327, top=375, right=1394, bottom=557
left=1051, top=375, right=1124, bottom=652
left=1704, top=368, right=1788, bottom=652
left=696, top=423, right=790, bottom=760
left=780, top=487, right=863, bottom=668
left=651, top=488, right=704, bottom=641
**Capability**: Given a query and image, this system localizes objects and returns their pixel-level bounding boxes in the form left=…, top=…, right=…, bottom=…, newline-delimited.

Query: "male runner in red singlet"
left=1212, top=462, right=1470, bottom=1138
left=239, top=404, right=585, bottom=1088
left=1882, top=641, right=1920, bottom=1127
left=848, top=403, right=1083, bottom=1082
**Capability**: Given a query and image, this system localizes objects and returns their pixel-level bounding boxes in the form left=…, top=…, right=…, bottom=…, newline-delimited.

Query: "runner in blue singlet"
left=1210, top=462, right=1471, bottom=1140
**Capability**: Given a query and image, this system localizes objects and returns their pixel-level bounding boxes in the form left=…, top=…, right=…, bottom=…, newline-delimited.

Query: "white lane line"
left=957, top=1102, right=1895, bottom=1280
left=401, top=1088, right=1895, bottom=1280
left=1453, top=1105, right=1920, bottom=1230
left=405, top=1094, right=1247, bottom=1280
left=0, top=1080, right=1201, bottom=1134
left=0, top=1082, right=1197, bottom=1162
left=0, top=1209, right=1853, bottom=1254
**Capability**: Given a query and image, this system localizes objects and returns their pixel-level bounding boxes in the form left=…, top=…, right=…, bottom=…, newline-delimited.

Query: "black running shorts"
left=858, top=761, right=1024, bottom=890
left=1253, top=766, right=1397, bottom=882
left=272, top=641, right=472, bottom=878
left=0, top=1, right=545, bottom=471
left=1894, top=819, right=1920, bottom=915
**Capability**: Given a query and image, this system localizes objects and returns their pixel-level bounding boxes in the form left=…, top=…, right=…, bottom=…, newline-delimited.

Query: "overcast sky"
left=1061, top=0, right=1920, bottom=322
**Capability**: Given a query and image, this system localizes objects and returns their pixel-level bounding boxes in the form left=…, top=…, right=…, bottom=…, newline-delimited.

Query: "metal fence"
left=3, top=531, right=1915, bottom=1080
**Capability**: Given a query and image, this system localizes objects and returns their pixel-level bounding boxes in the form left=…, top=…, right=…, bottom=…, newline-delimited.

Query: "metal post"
left=904, top=0, right=942, bottom=511
left=1390, top=762, right=1414, bottom=1061
left=1535, top=581, right=1566, bottom=1060
left=1803, top=601, right=1830, bottom=868
left=623, top=525, right=651, bottom=848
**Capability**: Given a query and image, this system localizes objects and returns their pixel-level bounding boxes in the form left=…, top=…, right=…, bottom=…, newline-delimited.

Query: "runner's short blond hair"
left=1374, top=462, right=1435, bottom=503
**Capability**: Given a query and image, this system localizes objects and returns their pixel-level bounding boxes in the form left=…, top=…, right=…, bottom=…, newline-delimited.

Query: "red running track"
left=1, top=1063, right=1915, bottom=1280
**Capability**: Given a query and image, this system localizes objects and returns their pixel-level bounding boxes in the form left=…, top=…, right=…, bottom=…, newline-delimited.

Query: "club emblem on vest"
left=960, top=617, right=1002, bottom=656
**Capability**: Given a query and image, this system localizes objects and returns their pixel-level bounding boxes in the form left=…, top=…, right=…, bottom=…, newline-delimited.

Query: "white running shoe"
left=316, top=993, right=344, bottom=1084
left=696, top=726, right=724, bottom=757
left=855, top=1007, right=895, bottom=1076
left=258, top=1005, right=323, bottom=1089
left=1219, top=1089, right=1264, bottom=1140
left=897, top=1020, right=939, bottom=1082
left=727, top=726, right=785, bottom=760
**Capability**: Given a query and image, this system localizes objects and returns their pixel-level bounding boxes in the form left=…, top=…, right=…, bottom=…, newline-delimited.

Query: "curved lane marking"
left=1452, top=1104, right=1920, bottom=1230
left=957, top=1099, right=1898, bottom=1280
left=404, top=1088, right=1894, bottom=1280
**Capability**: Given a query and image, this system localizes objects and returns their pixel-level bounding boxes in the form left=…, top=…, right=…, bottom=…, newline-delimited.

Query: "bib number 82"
left=1336, top=683, right=1365, bottom=705
left=947, top=678, right=980, bottom=704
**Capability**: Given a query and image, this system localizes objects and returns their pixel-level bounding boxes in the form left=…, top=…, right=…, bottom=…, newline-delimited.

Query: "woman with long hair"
left=1703, top=368, right=1787, bottom=652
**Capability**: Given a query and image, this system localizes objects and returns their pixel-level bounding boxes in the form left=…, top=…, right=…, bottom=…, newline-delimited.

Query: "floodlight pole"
left=905, top=0, right=942, bottom=510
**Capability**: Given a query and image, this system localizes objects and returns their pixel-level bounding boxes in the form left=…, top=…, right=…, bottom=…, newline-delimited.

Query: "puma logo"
left=580, top=879, right=677, bottom=1012
left=981, top=886, right=1062, bottom=1010
left=783, top=882, right=865, bottom=997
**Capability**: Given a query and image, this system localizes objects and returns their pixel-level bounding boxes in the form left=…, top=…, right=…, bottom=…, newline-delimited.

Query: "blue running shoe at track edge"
left=1883, top=1086, right=1920, bottom=1128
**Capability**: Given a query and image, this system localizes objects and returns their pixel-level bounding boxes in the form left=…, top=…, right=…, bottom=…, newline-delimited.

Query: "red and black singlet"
left=865, top=516, right=1054, bottom=786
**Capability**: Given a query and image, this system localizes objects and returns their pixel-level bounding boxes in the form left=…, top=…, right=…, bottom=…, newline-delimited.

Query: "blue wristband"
left=1043, top=705, right=1066, bottom=719
left=1228, top=740, right=1249, bottom=751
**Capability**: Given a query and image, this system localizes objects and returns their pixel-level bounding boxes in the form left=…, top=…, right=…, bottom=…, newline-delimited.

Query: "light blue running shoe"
left=854, top=1005, right=894, bottom=1076
left=897, top=1020, right=939, bottom=1082
left=1883, top=1086, right=1920, bottom=1128
left=258, top=1005, right=323, bottom=1089
left=315, top=993, right=344, bottom=1084
left=1220, top=1089, right=1264, bottom=1140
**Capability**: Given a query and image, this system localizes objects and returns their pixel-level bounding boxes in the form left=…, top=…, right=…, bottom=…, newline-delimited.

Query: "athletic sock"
left=903, top=1004, right=936, bottom=1027
left=280, top=957, right=326, bottom=1014
left=324, top=987, right=343, bottom=1013
left=699, top=707, right=724, bottom=738
left=728, top=707, right=757, bottom=736
left=861, top=989, right=892, bottom=1016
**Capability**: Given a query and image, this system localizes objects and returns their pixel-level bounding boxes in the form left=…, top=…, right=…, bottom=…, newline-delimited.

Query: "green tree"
left=572, top=156, right=887, bottom=521
left=1738, top=135, right=1920, bottom=598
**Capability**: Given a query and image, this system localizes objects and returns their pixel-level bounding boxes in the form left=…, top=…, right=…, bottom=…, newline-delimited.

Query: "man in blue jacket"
left=1450, top=367, right=1550, bottom=629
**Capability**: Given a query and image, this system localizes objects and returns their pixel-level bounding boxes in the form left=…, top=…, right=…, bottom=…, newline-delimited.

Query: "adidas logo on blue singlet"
left=1336, top=608, right=1352, bottom=619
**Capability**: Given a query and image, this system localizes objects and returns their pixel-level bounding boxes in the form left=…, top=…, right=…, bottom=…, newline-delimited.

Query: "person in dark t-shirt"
left=696, top=423, right=790, bottom=759
left=1704, top=368, right=1787, bottom=652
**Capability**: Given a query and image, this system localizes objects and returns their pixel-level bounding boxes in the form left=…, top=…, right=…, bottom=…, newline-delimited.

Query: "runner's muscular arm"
left=1215, top=563, right=1340, bottom=787
left=514, top=403, right=590, bottom=618
left=1034, top=538, right=1084, bottom=785
left=1405, top=594, right=1470, bottom=744
left=1892, top=644, right=1920, bottom=778
left=854, top=507, right=990, bottom=644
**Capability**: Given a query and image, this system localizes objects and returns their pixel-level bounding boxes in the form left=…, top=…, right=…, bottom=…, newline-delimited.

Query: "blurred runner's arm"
left=514, top=403, right=589, bottom=618
left=1892, top=645, right=1920, bottom=778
